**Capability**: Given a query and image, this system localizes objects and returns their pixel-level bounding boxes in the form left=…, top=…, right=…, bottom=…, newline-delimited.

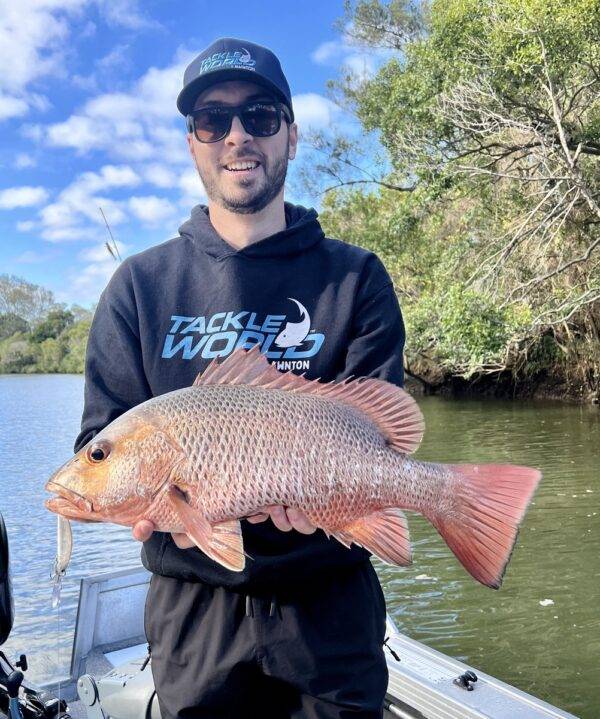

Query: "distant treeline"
left=0, top=274, right=93, bottom=374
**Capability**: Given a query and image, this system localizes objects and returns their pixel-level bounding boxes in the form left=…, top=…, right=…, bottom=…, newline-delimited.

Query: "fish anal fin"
left=167, top=486, right=245, bottom=571
left=332, top=508, right=412, bottom=566
left=193, top=347, right=425, bottom=454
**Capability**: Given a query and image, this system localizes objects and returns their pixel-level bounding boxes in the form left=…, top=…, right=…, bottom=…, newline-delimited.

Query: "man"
left=75, top=37, right=405, bottom=719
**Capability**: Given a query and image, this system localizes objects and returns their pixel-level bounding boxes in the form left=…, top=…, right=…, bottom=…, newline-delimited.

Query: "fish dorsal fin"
left=193, top=344, right=281, bottom=386
left=193, top=346, right=424, bottom=454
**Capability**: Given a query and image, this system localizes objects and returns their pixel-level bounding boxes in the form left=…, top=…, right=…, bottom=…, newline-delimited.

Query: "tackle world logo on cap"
left=161, top=299, right=324, bottom=372
left=199, top=48, right=257, bottom=74
left=177, top=37, right=294, bottom=120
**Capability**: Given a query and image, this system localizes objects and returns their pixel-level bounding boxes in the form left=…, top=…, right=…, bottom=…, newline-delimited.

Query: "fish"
left=45, top=346, right=541, bottom=589
left=274, top=298, right=310, bottom=348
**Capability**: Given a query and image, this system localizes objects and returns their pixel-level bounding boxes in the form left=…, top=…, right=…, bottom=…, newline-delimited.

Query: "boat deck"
left=39, top=568, right=578, bottom=719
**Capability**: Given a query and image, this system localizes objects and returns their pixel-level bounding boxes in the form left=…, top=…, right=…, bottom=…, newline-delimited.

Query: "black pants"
left=144, top=561, right=388, bottom=718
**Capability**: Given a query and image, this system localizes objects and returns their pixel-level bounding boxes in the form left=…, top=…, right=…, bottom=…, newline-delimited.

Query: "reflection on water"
left=377, top=396, right=599, bottom=719
left=0, top=376, right=598, bottom=717
left=0, top=374, right=141, bottom=683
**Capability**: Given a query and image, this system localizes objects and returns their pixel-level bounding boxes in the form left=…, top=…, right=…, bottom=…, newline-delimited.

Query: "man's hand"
left=246, top=506, right=317, bottom=534
left=132, top=519, right=194, bottom=549
left=131, top=506, right=316, bottom=549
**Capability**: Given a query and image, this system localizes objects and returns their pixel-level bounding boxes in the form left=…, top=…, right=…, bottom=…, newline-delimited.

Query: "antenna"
left=98, top=206, right=122, bottom=262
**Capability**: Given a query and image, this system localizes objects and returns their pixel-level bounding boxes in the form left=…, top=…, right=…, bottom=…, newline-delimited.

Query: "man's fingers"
left=286, top=507, right=317, bottom=535
left=172, top=532, right=195, bottom=549
left=266, top=505, right=293, bottom=532
left=132, top=519, right=155, bottom=542
left=245, top=507, right=317, bottom=533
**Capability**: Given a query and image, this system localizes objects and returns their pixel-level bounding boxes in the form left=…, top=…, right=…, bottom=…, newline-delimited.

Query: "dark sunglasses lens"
left=194, top=108, right=231, bottom=142
left=241, top=104, right=280, bottom=137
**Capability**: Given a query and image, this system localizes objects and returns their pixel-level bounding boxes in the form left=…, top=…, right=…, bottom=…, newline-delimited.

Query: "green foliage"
left=0, top=313, right=29, bottom=340
left=0, top=273, right=94, bottom=374
left=30, top=309, right=75, bottom=343
left=0, top=274, right=56, bottom=323
left=316, top=0, right=600, bottom=394
left=405, top=285, right=530, bottom=376
left=59, top=319, right=91, bottom=373
left=0, top=311, right=91, bottom=375
left=0, top=333, right=39, bottom=373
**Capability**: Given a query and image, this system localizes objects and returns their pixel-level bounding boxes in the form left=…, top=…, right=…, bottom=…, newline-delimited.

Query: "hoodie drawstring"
left=244, top=594, right=281, bottom=619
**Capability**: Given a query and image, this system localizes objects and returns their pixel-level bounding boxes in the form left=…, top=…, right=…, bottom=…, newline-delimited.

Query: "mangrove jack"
left=45, top=347, right=541, bottom=588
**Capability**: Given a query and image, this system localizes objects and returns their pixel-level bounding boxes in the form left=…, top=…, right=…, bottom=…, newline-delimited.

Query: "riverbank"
left=2, top=365, right=598, bottom=404
left=404, top=366, right=599, bottom=405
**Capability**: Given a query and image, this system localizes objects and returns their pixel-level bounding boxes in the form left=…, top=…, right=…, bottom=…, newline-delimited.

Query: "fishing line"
left=56, top=587, right=62, bottom=716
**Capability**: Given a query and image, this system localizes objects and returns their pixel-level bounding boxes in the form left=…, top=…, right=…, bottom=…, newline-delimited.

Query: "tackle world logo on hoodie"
left=161, top=298, right=324, bottom=371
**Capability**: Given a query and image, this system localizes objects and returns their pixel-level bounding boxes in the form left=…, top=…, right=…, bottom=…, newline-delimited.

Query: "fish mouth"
left=45, top=480, right=94, bottom=515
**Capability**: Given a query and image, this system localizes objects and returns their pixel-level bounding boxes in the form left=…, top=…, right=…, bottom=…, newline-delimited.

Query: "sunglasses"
left=187, top=101, right=292, bottom=143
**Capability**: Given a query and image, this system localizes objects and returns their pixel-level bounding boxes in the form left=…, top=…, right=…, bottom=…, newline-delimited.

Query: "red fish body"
left=46, top=347, right=541, bottom=588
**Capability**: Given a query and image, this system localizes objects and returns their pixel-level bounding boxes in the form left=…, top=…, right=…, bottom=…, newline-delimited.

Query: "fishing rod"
left=0, top=512, right=70, bottom=719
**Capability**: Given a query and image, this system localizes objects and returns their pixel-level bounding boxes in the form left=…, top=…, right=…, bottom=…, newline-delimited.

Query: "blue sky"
left=0, top=0, right=387, bottom=307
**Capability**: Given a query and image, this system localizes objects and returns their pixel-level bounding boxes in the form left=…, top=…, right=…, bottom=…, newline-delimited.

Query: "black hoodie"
left=75, top=202, right=405, bottom=592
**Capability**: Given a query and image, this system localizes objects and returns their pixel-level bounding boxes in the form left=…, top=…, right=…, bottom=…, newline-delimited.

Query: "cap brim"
left=177, top=68, right=293, bottom=120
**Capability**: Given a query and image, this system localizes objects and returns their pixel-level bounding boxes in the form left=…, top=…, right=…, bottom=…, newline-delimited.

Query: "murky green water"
left=0, top=376, right=597, bottom=717
left=378, top=396, right=599, bottom=719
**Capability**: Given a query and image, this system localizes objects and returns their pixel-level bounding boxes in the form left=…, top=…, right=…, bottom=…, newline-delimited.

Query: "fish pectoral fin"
left=332, top=508, right=412, bottom=566
left=167, top=486, right=246, bottom=572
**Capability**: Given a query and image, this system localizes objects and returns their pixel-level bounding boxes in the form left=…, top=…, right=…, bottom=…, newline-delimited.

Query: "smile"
left=223, top=160, right=261, bottom=175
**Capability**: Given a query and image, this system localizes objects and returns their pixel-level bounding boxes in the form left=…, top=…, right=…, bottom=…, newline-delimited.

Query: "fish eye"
left=87, top=441, right=111, bottom=463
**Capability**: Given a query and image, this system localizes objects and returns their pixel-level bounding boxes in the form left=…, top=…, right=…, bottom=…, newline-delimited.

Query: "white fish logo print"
left=239, top=48, right=253, bottom=64
left=274, top=298, right=311, bottom=348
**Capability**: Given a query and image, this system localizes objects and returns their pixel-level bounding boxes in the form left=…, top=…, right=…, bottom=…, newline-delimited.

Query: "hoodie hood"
left=179, top=202, right=325, bottom=260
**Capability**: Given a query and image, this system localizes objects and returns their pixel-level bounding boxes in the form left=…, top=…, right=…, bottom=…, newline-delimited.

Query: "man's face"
left=187, top=80, right=298, bottom=214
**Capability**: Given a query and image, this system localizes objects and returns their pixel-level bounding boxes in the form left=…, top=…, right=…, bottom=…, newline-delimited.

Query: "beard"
left=196, top=143, right=289, bottom=215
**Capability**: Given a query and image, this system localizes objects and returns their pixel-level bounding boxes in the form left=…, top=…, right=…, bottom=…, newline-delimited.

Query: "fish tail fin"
left=424, top=464, right=541, bottom=589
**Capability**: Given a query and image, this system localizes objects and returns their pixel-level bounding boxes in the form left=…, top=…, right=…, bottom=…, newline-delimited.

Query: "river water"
left=0, top=374, right=597, bottom=717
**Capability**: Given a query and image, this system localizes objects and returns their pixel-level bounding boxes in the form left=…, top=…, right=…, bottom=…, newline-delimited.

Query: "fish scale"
left=46, top=346, right=542, bottom=588
left=144, top=384, right=397, bottom=529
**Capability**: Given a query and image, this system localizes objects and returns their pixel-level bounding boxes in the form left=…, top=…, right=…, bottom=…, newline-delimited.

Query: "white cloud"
left=14, top=250, right=46, bottom=263
left=43, top=55, right=191, bottom=159
left=0, top=93, right=28, bottom=121
left=0, top=0, right=87, bottom=123
left=0, top=1, right=80, bottom=95
left=128, top=195, right=177, bottom=225
left=311, top=32, right=395, bottom=81
left=95, top=0, right=157, bottom=30
left=78, top=240, right=129, bottom=262
left=16, top=220, right=35, bottom=231
left=67, top=260, right=120, bottom=305
left=37, top=164, right=140, bottom=241
left=0, top=0, right=159, bottom=123
left=0, top=185, right=49, bottom=209
left=73, top=164, right=141, bottom=193
left=96, top=44, right=130, bottom=72
left=311, top=40, right=340, bottom=65
left=47, top=115, right=101, bottom=151
left=42, top=225, right=99, bottom=243
left=14, top=153, right=36, bottom=169
left=293, top=93, right=340, bottom=132
left=143, top=163, right=177, bottom=188
left=178, top=168, right=207, bottom=207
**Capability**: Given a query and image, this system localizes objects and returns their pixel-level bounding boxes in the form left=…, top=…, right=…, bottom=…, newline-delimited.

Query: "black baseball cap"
left=177, top=38, right=294, bottom=121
